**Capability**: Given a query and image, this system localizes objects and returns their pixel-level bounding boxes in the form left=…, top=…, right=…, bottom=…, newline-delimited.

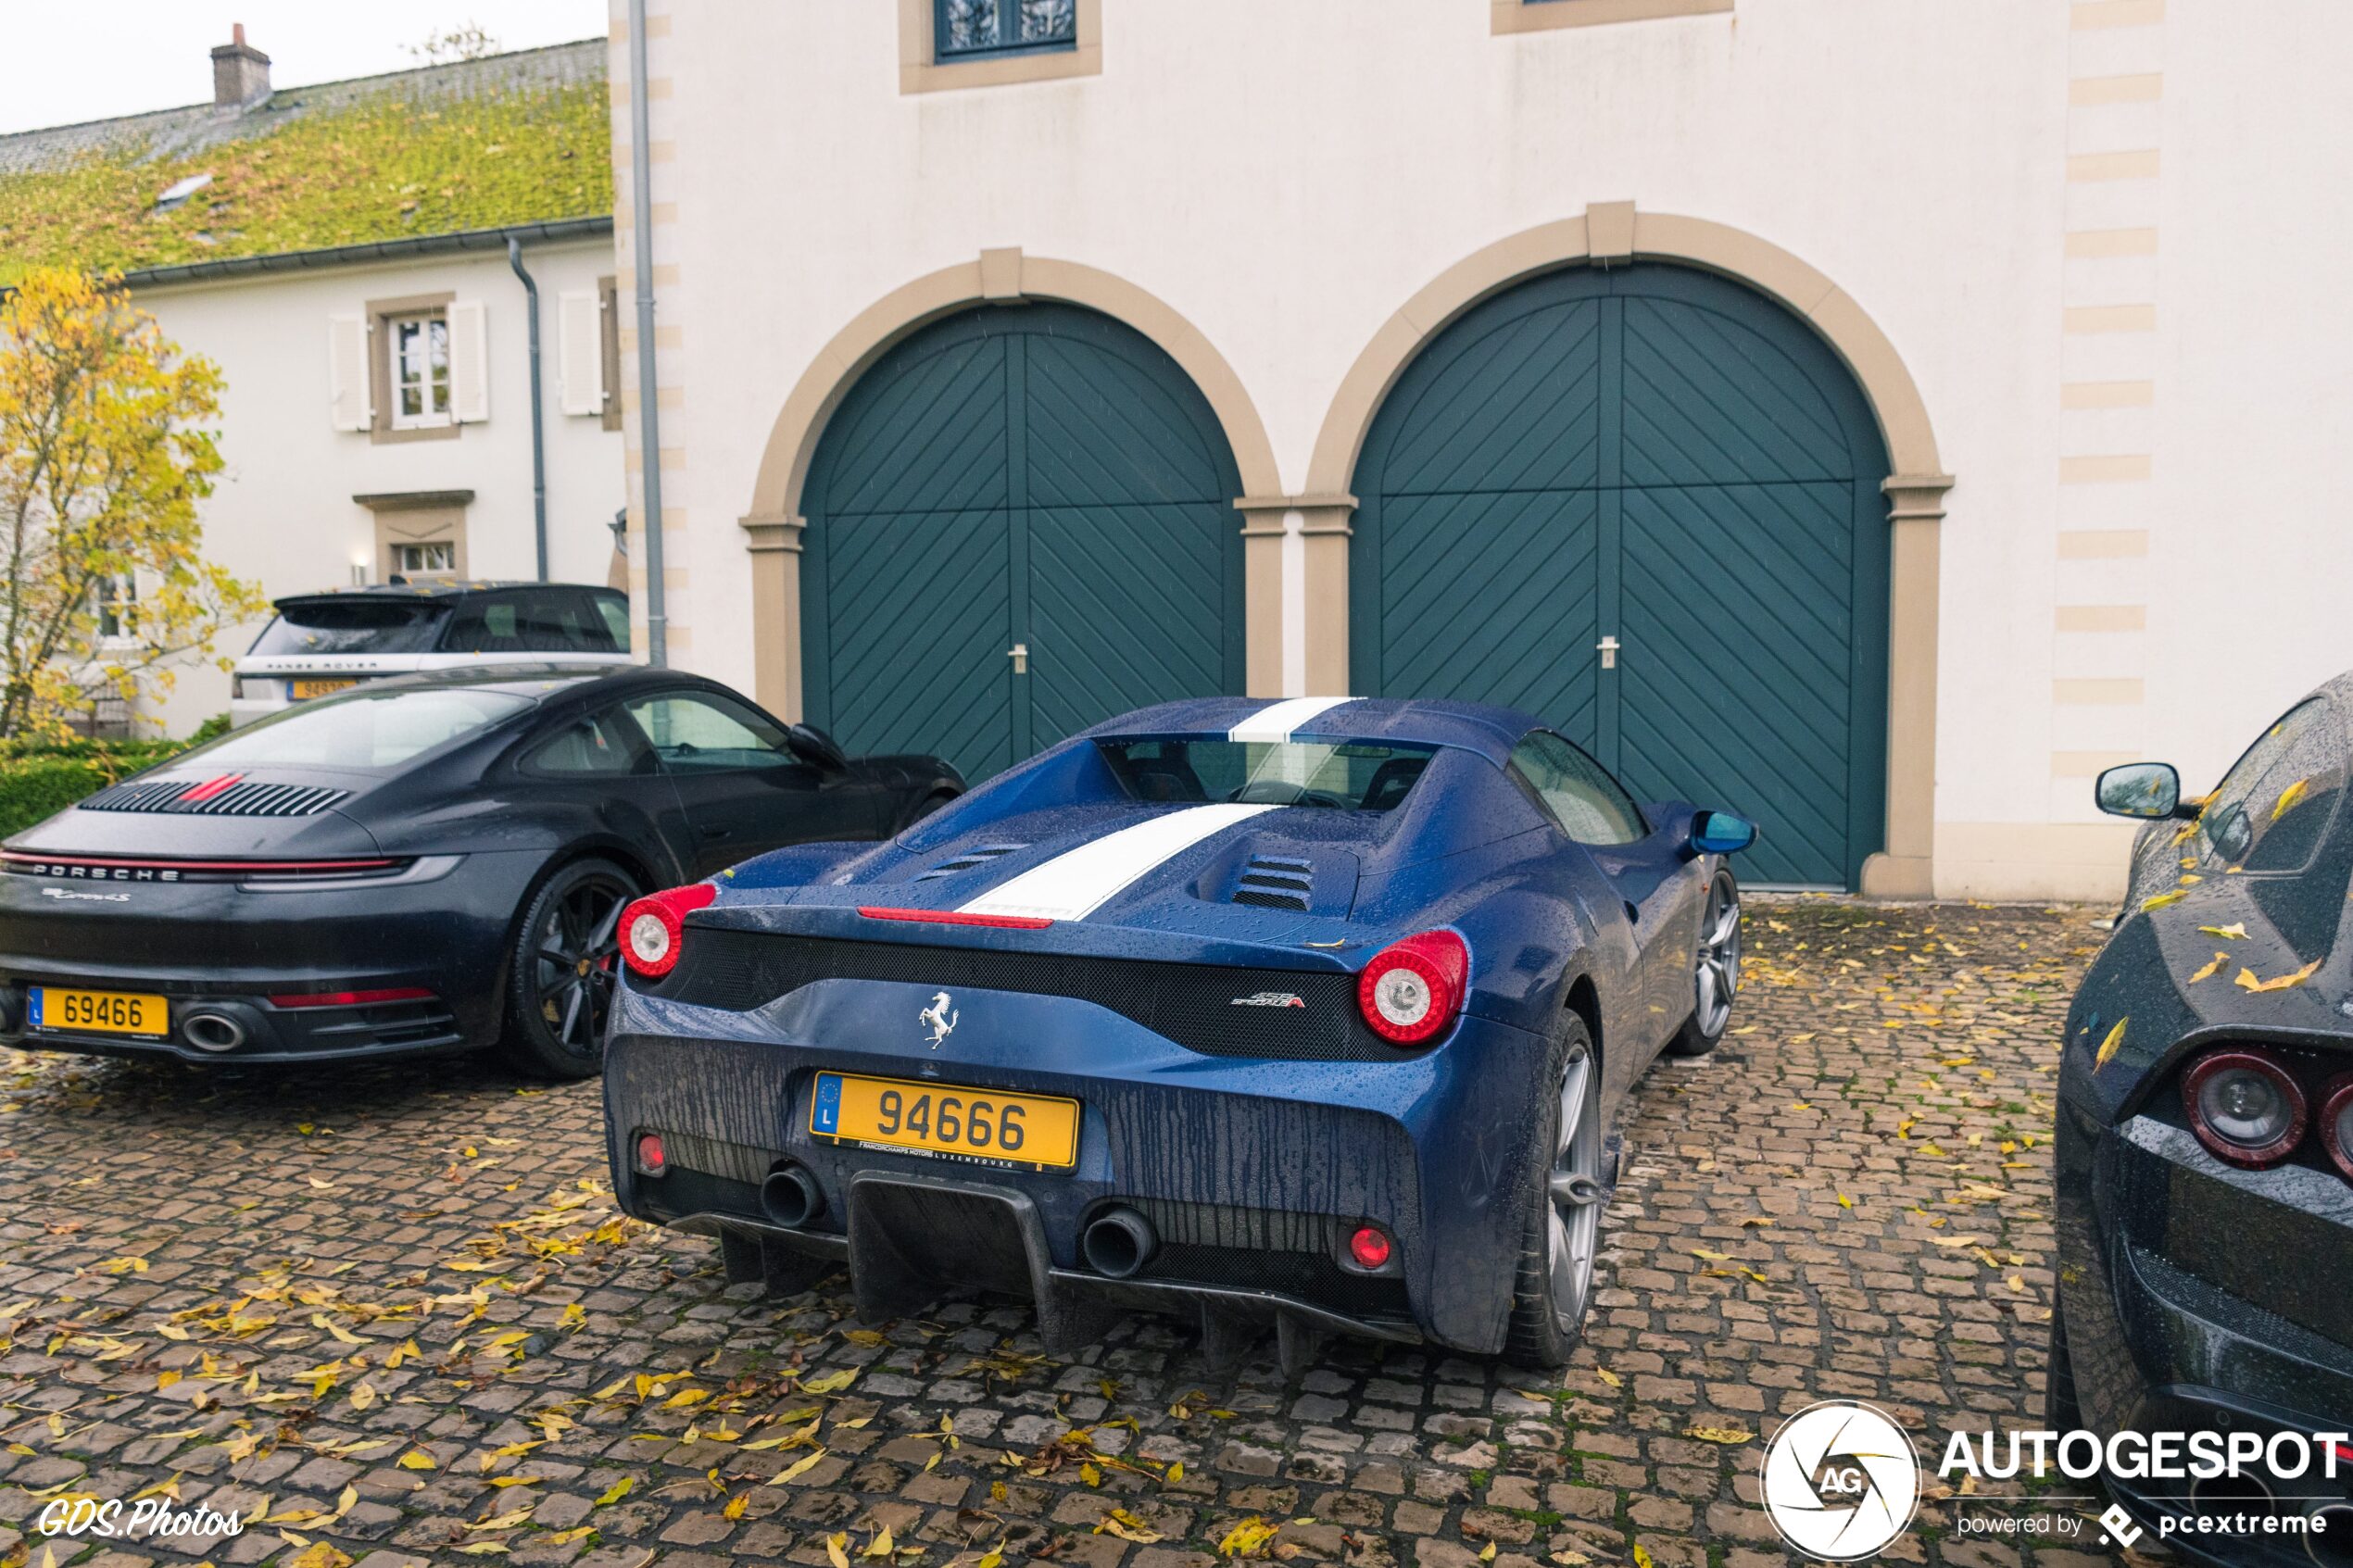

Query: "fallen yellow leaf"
left=2095, top=1018, right=2128, bottom=1071
left=2187, top=952, right=2229, bottom=985
left=2237, top=960, right=2322, bottom=994
left=2272, top=778, right=2310, bottom=823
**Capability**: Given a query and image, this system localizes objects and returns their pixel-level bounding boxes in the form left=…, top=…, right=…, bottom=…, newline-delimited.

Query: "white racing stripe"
left=1227, top=696, right=1355, bottom=744
left=959, top=802, right=1277, bottom=922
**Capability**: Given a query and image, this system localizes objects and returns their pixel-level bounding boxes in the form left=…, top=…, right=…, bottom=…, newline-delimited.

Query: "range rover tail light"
left=2319, top=1075, right=2353, bottom=1182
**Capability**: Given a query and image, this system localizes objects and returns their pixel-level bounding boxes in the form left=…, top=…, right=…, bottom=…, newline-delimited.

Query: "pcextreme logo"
left=1759, top=1399, right=1922, bottom=1561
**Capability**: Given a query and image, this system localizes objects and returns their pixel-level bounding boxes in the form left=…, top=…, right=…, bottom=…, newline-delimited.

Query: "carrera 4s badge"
left=1230, top=991, right=1307, bottom=1009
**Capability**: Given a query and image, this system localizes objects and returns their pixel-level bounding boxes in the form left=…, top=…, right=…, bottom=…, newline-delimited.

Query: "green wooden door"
left=802, top=306, right=1245, bottom=784
left=1350, top=267, right=1890, bottom=887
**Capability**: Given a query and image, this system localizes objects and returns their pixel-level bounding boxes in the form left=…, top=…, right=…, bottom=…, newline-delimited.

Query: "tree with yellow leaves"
left=0, top=267, right=261, bottom=740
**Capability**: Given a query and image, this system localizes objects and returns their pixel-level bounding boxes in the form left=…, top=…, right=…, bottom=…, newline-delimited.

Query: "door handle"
left=1007, top=643, right=1029, bottom=675
left=1597, top=635, right=1620, bottom=671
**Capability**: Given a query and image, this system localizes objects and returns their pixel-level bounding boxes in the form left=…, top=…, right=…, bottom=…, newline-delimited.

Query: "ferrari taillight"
left=2181, top=1047, right=2308, bottom=1169
left=1357, top=930, right=1468, bottom=1046
left=620, top=883, right=718, bottom=980
left=2320, top=1075, right=2353, bottom=1182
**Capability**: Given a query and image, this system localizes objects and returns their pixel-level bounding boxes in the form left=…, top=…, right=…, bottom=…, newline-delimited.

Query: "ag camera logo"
left=1761, top=1399, right=1922, bottom=1561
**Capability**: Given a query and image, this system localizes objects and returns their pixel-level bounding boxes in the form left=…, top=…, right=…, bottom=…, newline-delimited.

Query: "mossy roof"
left=0, top=41, right=611, bottom=288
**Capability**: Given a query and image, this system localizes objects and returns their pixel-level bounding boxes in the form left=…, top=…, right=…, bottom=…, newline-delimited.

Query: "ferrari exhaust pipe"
left=2305, top=1505, right=2353, bottom=1567
left=2191, top=1471, right=2278, bottom=1519
left=1082, top=1207, right=1157, bottom=1279
left=760, top=1162, right=824, bottom=1229
left=182, top=1012, right=246, bottom=1053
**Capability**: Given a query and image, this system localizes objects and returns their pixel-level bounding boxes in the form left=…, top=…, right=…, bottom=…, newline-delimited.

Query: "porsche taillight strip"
left=1, top=850, right=403, bottom=879
left=957, top=802, right=1277, bottom=922
left=858, top=906, right=1054, bottom=930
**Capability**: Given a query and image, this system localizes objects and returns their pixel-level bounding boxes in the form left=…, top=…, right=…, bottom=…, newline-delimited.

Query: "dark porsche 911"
left=2055, top=673, right=2353, bottom=1560
left=0, top=667, right=959, bottom=1078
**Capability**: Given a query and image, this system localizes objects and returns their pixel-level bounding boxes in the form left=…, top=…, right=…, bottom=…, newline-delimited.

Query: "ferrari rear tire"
left=498, top=857, right=639, bottom=1081
left=1664, top=868, right=1741, bottom=1058
left=2045, top=1294, right=2083, bottom=1432
left=1504, top=1016, right=1604, bottom=1368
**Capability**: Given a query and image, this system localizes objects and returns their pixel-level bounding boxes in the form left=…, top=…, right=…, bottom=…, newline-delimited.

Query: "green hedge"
left=0, top=717, right=229, bottom=840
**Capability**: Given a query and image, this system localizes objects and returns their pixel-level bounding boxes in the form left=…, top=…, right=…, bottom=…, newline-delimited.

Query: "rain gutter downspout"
left=506, top=236, right=548, bottom=582
left=627, top=0, right=668, bottom=665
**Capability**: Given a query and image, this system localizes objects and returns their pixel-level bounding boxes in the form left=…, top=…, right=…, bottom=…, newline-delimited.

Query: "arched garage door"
left=801, top=305, right=1245, bottom=783
left=1350, top=266, right=1891, bottom=887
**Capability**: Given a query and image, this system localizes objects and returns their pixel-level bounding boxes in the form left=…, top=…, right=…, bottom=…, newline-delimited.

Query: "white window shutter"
left=557, top=290, right=604, bottom=416
left=447, top=298, right=490, bottom=423
left=327, top=314, right=371, bottom=432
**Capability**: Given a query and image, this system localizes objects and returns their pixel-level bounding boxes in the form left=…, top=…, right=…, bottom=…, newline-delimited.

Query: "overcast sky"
left=0, top=3, right=610, bottom=135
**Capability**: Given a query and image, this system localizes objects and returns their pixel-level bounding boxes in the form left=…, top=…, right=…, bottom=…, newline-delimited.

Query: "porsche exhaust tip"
left=182, top=1011, right=246, bottom=1053
left=1081, top=1207, right=1157, bottom=1279
left=760, top=1162, right=825, bottom=1230
left=2305, top=1504, right=2353, bottom=1567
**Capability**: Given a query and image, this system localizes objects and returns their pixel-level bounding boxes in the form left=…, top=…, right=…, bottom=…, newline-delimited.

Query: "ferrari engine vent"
left=1233, top=854, right=1314, bottom=912
left=79, top=778, right=352, bottom=818
left=911, top=843, right=1026, bottom=882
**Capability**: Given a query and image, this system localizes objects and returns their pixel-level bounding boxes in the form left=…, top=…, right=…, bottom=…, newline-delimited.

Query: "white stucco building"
left=1, top=32, right=625, bottom=735
left=604, top=0, right=2353, bottom=901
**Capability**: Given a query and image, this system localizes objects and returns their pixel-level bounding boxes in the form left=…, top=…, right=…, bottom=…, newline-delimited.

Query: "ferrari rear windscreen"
left=1095, top=737, right=1441, bottom=813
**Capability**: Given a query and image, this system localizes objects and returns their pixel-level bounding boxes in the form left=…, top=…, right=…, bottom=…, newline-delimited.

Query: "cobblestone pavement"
left=0, top=898, right=2139, bottom=1568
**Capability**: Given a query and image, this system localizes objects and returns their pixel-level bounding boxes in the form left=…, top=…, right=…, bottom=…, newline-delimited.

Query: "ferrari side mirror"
left=1689, top=810, right=1757, bottom=856
left=2095, top=761, right=2189, bottom=821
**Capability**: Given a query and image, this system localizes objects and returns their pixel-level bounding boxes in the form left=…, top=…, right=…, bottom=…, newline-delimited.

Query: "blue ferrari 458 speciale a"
left=603, top=696, right=1755, bottom=1367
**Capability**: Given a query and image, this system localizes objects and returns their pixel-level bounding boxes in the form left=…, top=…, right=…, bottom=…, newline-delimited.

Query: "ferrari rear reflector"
left=621, top=883, right=719, bottom=979
left=1358, top=929, right=1468, bottom=1046
left=269, top=987, right=435, bottom=1010
left=1349, top=1225, right=1392, bottom=1269
left=858, top=906, right=1054, bottom=930
left=635, top=1132, right=667, bottom=1176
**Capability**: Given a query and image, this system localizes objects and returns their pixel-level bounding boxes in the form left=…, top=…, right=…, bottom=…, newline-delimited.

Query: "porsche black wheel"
left=1665, top=868, right=1741, bottom=1057
left=500, top=857, right=637, bottom=1080
left=1504, top=1016, right=1604, bottom=1367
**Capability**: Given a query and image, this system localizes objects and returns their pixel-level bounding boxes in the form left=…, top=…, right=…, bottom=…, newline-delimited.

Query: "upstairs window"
left=389, top=313, right=452, bottom=429
left=94, top=574, right=139, bottom=646
left=937, top=0, right=1076, bottom=60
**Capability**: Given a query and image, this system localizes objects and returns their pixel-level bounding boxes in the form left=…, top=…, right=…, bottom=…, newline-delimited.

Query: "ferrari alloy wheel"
left=1666, top=869, right=1742, bottom=1057
left=501, top=858, right=638, bottom=1079
left=1505, top=1016, right=1604, bottom=1366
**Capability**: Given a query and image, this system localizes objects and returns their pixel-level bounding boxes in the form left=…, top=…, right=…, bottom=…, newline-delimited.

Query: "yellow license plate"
left=291, top=679, right=358, bottom=699
left=810, top=1072, right=1079, bottom=1169
left=31, top=986, right=169, bottom=1037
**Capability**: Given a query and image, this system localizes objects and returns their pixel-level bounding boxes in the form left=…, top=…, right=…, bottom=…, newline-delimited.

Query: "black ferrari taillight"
left=2320, top=1075, right=2353, bottom=1183
left=2181, top=1048, right=2308, bottom=1169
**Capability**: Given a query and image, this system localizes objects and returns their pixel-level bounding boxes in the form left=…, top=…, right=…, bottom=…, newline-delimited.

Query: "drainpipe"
left=506, top=236, right=548, bottom=582
left=627, top=0, right=667, bottom=665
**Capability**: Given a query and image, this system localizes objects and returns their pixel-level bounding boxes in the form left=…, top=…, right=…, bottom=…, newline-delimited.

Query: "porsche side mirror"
left=2095, top=761, right=2190, bottom=820
left=1689, top=810, right=1757, bottom=856
left=786, top=722, right=849, bottom=771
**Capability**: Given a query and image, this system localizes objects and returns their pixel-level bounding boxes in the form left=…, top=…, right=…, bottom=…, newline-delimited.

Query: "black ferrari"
left=0, top=667, right=960, bottom=1077
left=2055, top=672, right=2353, bottom=1561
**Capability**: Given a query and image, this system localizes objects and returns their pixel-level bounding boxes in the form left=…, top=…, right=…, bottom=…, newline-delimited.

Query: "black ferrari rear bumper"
left=0, top=850, right=547, bottom=1063
left=2057, top=1100, right=2353, bottom=1562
